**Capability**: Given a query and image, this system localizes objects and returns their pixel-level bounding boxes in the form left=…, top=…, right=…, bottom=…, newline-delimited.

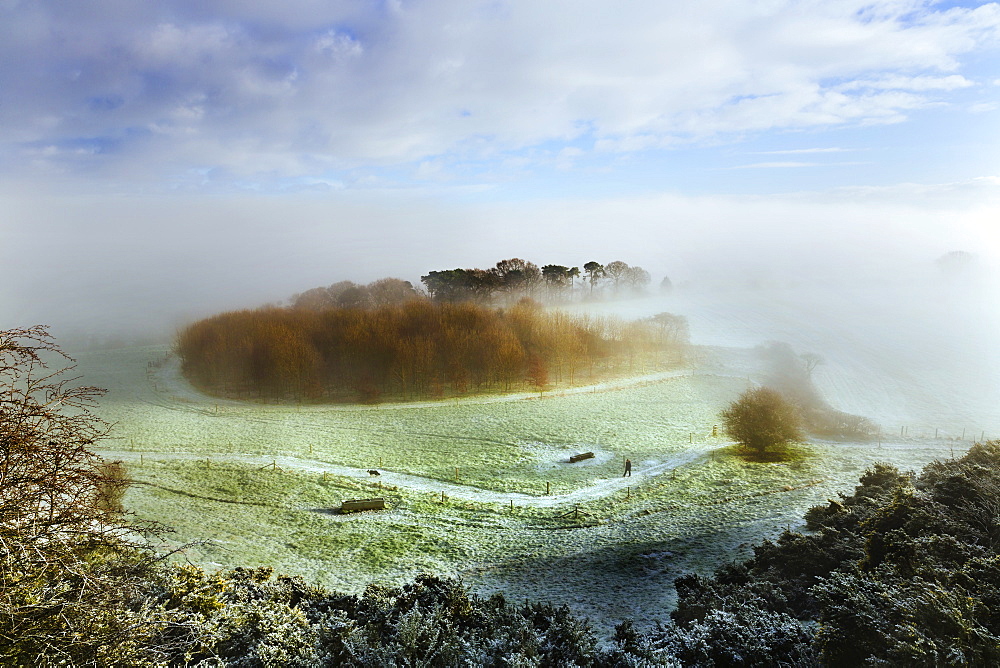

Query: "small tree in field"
left=721, top=387, right=803, bottom=455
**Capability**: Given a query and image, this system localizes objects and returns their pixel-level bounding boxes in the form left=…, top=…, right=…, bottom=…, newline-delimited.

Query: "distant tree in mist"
left=367, top=278, right=421, bottom=306
left=801, top=353, right=823, bottom=377
left=494, top=258, right=542, bottom=301
left=604, top=260, right=629, bottom=294
left=721, top=386, right=804, bottom=455
left=583, top=261, right=604, bottom=297
left=419, top=257, right=653, bottom=304
left=291, top=278, right=419, bottom=310
left=648, top=312, right=690, bottom=346
left=623, top=265, right=651, bottom=294
left=542, top=264, right=571, bottom=300
left=568, top=266, right=580, bottom=286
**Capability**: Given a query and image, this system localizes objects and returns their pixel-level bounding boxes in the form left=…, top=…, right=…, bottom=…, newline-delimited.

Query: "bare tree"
left=367, top=277, right=420, bottom=307
left=604, top=260, right=629, bottom=294
left=648, top=312, right=690, bottom=345
left=801, top=353, right=824, bottom=377
left=623, top=265, right=651, bottom=294
left=0, top=326, right=185, bottom=665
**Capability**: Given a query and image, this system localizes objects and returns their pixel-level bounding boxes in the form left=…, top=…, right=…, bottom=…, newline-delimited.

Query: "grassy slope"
left=79, top=343, right=971, bottom=633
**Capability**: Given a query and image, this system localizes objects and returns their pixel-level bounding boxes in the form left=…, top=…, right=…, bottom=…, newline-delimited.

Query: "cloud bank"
left=2, top=1, right=998, bottom=186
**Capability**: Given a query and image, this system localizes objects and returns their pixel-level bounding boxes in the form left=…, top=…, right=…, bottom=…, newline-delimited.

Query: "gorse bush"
left=177, top=300, right=684, bottom=402
left=153, top=569, right=607, bottom=667
left=652, top=440, right=1000, bottom=667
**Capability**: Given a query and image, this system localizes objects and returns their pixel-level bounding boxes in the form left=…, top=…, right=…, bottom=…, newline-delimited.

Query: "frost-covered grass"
left=87, top=345, right=746, bottom=495
left=75, top=319, right=992, bottom=633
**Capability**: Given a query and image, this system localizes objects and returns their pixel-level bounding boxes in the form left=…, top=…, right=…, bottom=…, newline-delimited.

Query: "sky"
left=2, top=0, right=999, bottom=339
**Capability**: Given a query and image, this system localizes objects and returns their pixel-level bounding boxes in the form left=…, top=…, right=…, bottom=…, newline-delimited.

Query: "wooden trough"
left=340, top=498, right=386, bottom=513
left=568, top=451, right=595, bottom=463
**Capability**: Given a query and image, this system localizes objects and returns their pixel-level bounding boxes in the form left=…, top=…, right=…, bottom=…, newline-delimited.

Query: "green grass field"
left=79, top=343, right=969, bottom=633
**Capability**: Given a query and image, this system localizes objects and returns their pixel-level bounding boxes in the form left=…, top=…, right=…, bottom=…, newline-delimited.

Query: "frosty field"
left=78, top=278, right=1000, bottom=633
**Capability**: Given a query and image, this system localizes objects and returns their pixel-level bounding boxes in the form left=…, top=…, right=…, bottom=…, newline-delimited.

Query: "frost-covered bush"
left=648, top=609, right=818, bottom=667
left=661, top=443, right=1000, bottom=666
left=155, top=570, right=605, bottom=666
left=815, top=569, right=1000, bottom=666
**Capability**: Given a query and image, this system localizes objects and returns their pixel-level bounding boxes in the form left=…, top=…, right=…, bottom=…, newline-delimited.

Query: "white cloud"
left=733, top=161, right=820, bottom=169
left=969, top=102, right=1000, bottom=112
left=0, top=0, right=998, bottom=184
left=837, top=74, right=974, bottom=91
left=756, top=147, right=854, bottom=154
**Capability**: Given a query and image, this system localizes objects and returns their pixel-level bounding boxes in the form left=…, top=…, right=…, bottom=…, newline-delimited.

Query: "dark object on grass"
left=569, top=452, right=595, bottom=463
left=340, top=498, right=386, bottom=513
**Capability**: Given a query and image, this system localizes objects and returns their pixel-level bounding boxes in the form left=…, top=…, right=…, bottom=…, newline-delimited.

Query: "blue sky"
left=2, top=0, right=999, bottom=335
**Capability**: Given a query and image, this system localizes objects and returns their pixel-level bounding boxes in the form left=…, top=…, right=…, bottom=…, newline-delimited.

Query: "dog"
left=367, top=469, right=380, bottom=476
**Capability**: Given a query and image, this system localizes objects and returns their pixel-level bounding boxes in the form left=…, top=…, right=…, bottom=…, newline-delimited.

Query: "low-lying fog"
left=4, top=189, right=997, bottom=438
left=588, top=266, right=1000, bottom=439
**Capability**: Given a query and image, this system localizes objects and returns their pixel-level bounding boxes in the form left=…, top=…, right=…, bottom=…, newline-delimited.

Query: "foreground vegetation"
left=102, top=442, right=1000, bottom=665
left=177, top=299, right=686, bottom=403
left=653, top=440, right=1000, bottom=665
left=10, top=327, right=1000, bottom=665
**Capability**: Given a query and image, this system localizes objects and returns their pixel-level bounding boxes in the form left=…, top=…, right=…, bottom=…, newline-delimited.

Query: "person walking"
left=623, top=458, right=632, bottom=477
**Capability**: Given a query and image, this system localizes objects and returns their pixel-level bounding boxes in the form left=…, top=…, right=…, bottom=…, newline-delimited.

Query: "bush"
left=720, top=386, right=804, bottom=455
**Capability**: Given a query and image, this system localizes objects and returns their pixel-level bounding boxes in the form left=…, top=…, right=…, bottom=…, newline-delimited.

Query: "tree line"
left=287, top=259, right=662, bottom=312
left=420, top=257, right=658, bottom=304
left=176, top=299, right=687, bottom=403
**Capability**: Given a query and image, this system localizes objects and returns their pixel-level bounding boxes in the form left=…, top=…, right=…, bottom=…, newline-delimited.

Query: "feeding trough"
left=340, top=497, right=386, bottom=513
left=568, top=451, right=595, bottom=463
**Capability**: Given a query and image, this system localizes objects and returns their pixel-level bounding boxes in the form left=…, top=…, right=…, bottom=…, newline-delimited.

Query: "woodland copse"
left=176, top=298, right=688, bottom=403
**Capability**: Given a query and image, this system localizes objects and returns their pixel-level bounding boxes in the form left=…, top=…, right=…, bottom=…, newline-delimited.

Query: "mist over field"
left=6, top=184, right=998, bottom=445
left=5, top=182, right=997, bottom=342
